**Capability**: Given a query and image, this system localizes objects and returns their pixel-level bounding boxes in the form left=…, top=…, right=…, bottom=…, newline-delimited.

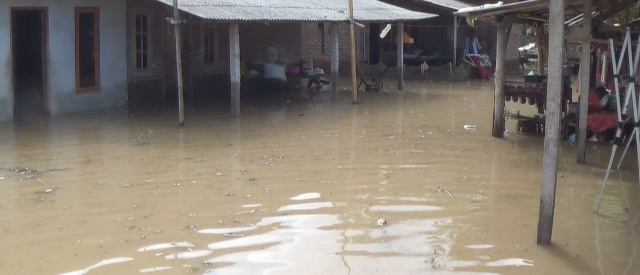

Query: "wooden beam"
left=537, top=0, right=565, bottom=246
left=536, top=23, right=545, bottom=75
left=492, top=24, right=507, bottom=138
left=173, top=0, right=185, bottom=126
left=229, top=23, right=240, bottom=116
left=453, top=16, right=460, bottom=65
left=347, top=0, right=359, bottom=104
left=330, top=23, right=339, bottom=98
left=397, top=22, right=404, bottom=91
left=578, top=0, right=592, bottom=163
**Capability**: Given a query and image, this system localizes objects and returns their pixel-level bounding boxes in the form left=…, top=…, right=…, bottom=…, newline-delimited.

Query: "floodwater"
left=0, top=77, right=639, bottom=275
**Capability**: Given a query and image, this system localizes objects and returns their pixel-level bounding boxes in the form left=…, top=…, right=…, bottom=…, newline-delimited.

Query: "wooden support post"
left=577, top=0, right=592, bottom=163
left=229, top=23, right=240, bottom=116
left=453, top=16, right=459, bottom=66
left=330, top=23, right=339, bottom=98
left=537, top=0, right=564, bottom=246
left=536, top=23, right=545, bottom=75
left=492, top=23, right=507, bottom=137
left=397, top=22, right=404, bottom=91
left=172, top=0, right=185, bottom=126
left=347, top=0, right=358, bottom=104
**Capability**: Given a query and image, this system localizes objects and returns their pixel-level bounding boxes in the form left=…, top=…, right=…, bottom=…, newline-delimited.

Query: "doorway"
left=11, top=8, right=48, bottom=116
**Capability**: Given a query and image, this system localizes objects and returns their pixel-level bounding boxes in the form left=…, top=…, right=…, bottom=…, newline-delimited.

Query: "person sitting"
left=464, top=29, right=494, bottom=80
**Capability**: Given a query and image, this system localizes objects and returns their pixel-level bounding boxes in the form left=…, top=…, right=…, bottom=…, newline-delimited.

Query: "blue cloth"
left=464, top=37, right=481, bottom=55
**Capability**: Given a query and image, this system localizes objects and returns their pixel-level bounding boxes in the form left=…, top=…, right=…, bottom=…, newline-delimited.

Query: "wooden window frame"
left=202, top=23, right=218, bottom=66
left=133, top=11, right=151, bottom=72
left=75, top=7, right=100, bottom=93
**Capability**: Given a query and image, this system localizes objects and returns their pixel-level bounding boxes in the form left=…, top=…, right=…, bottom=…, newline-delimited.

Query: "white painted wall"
left=0, top=0, right=128, bottom=121
left=0, top=6, right=12, bottom=121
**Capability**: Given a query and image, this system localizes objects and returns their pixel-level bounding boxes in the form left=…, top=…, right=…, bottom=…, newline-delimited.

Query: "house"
left=0, top=0, right=434, bottom=122
left=0, top=0, right=128, bottom=122
left=131, top=0, right=437, bottom=105
left=379, top=0, right=523, bottom=69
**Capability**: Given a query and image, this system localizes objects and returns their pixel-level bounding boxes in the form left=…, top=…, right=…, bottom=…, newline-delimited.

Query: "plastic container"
left=567, top=102, right=580, bottom=114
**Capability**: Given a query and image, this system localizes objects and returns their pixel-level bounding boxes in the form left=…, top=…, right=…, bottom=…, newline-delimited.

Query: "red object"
left=471, top=56, right=494, bottom=80
left=587, top=111, right=617, bottom=134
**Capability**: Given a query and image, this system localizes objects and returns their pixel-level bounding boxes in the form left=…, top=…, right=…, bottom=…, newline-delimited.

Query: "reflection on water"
left=0, top=79, right=639, bottom=274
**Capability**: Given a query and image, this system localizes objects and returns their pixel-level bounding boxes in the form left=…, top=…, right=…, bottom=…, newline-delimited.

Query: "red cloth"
left=587, top=111, right=618, bottom=134
left=471, top=56, right=494, bottom=80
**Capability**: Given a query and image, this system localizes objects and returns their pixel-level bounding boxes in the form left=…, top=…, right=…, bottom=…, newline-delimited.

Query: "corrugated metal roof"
left=154, top=0, right=437, bottom=22
left=417, top=0, right=475, bottom=11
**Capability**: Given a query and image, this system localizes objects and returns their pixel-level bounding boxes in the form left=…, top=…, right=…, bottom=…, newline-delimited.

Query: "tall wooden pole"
left=229, top=23, right=241, bottom=116
left=396, top=22, right=404, bottom=91
left=453, top=17, right=459, bottom=66
left=330, top=23, right=339, bottom=99
left=536, top=23, right=545, bottom=75
left=537, top=0, right=564, bottom=246
left=347, top=0, right=358, bottom=104
left=493, top=22, right=507, bottom=137
left=577, top=0, right=592, bottom=163
left=173, top=0, right=185, bottom=126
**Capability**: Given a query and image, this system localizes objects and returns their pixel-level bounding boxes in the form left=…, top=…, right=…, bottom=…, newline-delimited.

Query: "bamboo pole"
left=229, top=24, right=240, bottom=116
left=347, top=0, right=358, bottom=104
left=537, top=0, right=564, bottom=246
left=397, top=22, right=404, bottom=91
left=578, top=0, right=592, bottom=163
left=492, top=24, right=506, bottom=137
left=172, top=0, right=185, bottom=126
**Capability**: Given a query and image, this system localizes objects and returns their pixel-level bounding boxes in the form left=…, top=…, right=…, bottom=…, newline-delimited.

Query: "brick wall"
left=239, top=23, right=302, bottom=65
left=302, top=22, right=353, bottom=75
left=127, top=0, right=169, bottom=100
left=505, top=25, right=521, bottom=70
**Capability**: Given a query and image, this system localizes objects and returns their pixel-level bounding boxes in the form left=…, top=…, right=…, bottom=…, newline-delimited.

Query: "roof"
left=454, top=0, right=553, bottom=18
left=417, top=0, right=475, bottom=11
left=453, top=0, right=637, bottom=22
left=154, top=0, right=438, bottom=22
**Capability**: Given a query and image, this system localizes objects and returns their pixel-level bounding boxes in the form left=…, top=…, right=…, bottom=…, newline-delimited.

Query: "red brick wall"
left=505, top=25, right=521, bottom=70
left=302, top=23, right=353, bottom=75
left=239, top=23, right=303, bottom=65
left=127, top=0, right=169, bottom=100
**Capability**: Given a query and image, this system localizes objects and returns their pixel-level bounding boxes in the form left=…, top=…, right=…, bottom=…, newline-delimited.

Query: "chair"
left=357, top=62, right=396, bottom=93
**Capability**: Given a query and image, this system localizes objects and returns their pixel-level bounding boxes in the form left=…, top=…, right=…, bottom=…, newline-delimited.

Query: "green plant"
left=135, top=129, right=153, bottom=144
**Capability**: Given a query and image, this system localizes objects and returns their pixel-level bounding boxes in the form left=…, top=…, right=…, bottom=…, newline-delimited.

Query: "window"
left=75, top=7, right=99, bottom=92
left=202, top=23, right=217, bottom=65
left=134, top=13, right=150, bottom=70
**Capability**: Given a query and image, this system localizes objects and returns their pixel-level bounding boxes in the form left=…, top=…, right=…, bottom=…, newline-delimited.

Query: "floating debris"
left=437, top=186, right=455, bottom=198
left=376, top=218, right=387, bottom=227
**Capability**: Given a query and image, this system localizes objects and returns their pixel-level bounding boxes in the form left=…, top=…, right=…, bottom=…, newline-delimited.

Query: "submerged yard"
left=0, top=77, right=638, bottom=274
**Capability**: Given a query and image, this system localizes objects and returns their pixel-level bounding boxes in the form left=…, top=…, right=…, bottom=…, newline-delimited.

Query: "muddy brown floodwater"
left=0, top=77, right=639, bottom=275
